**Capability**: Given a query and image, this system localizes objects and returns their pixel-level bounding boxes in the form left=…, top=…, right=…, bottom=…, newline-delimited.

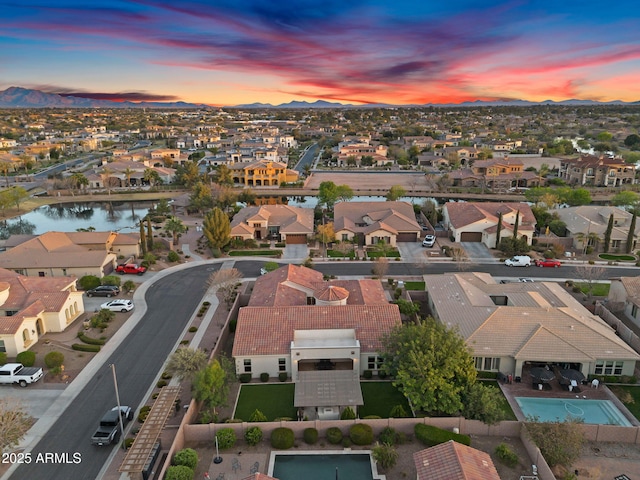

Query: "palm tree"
left=164, top=216, right=187, bottom=245
left=537, top=163, right=549, bottom=187
left=123, top=167, right=134, bottom=188
left=100, top=166, right=114, bottom=195
left=0, top=161, right=11, bottom=187
left=143, top=168, right=161, bottom=187
left=69, top=173, right=88, bottom=195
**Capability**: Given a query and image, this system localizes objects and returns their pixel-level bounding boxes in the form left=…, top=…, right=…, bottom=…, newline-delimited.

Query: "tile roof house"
left=413, top=440, right=501, bottom=480
left=229, top=160, right=299, bottom=187
left=559, top=154, right=635, bottom=187
left=608, top=277, right=640, bottom=328
left=232, top=264, right=400, bottom=420
left=230, top=205, right=314, bottom=244
left=334, top=201, right=421, bottom=246
left=0, top=268, right=84, bottom=356
left=424, top=272, right=639, bottom=379
left=443, top=202, right=536, bottom=247
left=0, top=231, right=140, bottom=278
left=554, top=206, right=639, bottom=253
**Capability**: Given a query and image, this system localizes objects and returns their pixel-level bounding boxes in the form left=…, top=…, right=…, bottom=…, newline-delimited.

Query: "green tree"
left=603, top=213, right=614, bottom=253
left=69, top=172, right=89, bottom=194
left=558, top=187, right=591, bottom=206
left=165, top=347, right=208, bottom=382
left=371, top=442, right=399, bottom=470
left=0, top=162, right=11, bottom=188
left=336, top=184, right=354, bottom=203
left=165, top=216, right=187, bottom=245
left=612, top=190, right=639, bottom=212
left=626, top=211, right=636, bottom=254
left=212, top=164, right=233, bottom=186
left=596, top=131, right=613, bottom=142
left=193, top=359, right=228, bottom=415
left=146, top=217, right=154, bottom=251
left=461, top=382, right=506, bottom=425
left=317, top=181, right=353, bottom=210
left=512, top=210, right=520, bottom=240
left=203, top=207, right=231, bottom=249
left=143, top=168, right=162, bottom=187
left=172, top=448, right=198, bottom=470
left=176, top=160, right=201, bottom=187
left=624, top=133, right=640, bottom=149
left=6, top=186, right=28, bottom=210
left=495, top=212, right=503, bottom=248
left=164, top=465, right=194, bottom=480
left=139, top=221, right=147, bottom=256
left=155, top=198, right=172, bottom=216
left=386, top=185, right=406, bottom=201
left=189, top=181, right=213, bottom=214
left=380, top=317, right=477, bottom=415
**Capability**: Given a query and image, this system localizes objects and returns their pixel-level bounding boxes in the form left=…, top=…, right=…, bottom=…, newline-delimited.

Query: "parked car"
left=100, top=299, right=134, bottom=312
left=518, top=278, right=535, bottom=283
left=115, top=263, right=147, bottom=275
left=504, top=255, right=532, bottom=267
left=91, top=406, right=133, bottom=446
left=0, top=363, right=44, bottom=387
left=535, top=258, right=562, bottom=268
left=86, top=285, right=120, bottom=297
left=422, top=235, right=436, bottom=248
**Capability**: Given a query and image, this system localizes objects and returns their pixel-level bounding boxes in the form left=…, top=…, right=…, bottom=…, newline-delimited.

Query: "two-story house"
left=559, top=155, right=635, bottom=187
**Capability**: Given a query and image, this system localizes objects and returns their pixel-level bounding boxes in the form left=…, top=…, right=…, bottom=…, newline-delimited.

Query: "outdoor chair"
left=232, top=457, right=241, bottom=473
left=250, top=461, right=259, bottom=474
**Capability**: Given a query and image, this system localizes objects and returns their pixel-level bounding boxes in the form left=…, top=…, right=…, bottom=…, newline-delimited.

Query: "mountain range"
left=0, top=86, right=638, bottom=109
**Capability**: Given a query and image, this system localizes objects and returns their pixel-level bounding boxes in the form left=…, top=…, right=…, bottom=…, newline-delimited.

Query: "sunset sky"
left=2, top=0, right=640, bottom=106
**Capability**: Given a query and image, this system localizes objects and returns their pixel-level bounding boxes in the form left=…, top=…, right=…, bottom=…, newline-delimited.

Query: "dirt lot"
left=306, top=171, right=433, bottom=193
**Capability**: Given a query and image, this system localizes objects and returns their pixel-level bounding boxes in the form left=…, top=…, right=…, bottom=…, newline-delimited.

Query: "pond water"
left=1, top=201, right=156, bottom=238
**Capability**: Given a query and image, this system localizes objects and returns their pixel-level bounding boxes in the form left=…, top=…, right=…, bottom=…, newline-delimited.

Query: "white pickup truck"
left=0, top=363, right=44, bottom=387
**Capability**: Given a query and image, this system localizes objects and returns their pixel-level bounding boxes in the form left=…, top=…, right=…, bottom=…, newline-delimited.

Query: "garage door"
left=396, top=232, right=418, bottom=242
left=460, top=231, right=482, bottom=242
left=286, top=234, right=308, bottom=244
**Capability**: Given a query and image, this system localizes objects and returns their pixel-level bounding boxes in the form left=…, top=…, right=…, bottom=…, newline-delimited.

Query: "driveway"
left=460, top=242, right=497, bottom=261
left=282, top=244, right=308, bottom=261
left=397, top=241, right=429, bottom=263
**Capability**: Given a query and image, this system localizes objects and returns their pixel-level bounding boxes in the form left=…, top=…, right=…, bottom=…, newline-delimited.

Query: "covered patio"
left=294, top=370, right=363, bottom=420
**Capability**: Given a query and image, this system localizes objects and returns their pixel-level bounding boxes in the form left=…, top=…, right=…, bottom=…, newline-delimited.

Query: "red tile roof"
left=232, top=304, right=401, bottom=356
left=413, top=440, right=501, bottom=480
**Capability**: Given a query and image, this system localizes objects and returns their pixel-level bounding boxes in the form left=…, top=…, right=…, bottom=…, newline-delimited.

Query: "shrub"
left=138, top=406, right=151, bottom=423
left=216, top=428, right=236, bottom=449
left=77, top=332, right=106, bottom=345
left=350, top=424, right=373, bottom=446
left=144, top=253, right=157, bottom=264
left=0, top=352, right=7, bottom=366
left=239, top=373, right=252, bottom=383
left=71, top=343, right=101, bottom=352
left=249, top=409, right=268, bottom=422
left=389, top=404, right=408, bottom=418
left=372, top=442, right=399, bottom=470
left=342, top=437, right=352, bottom=448
left=122, top=280, right=136, bottom=293
left=363, top=370, right=373, bottom=379
left=278, top=372, right=288, bottom=382
left=260, top=372, right=269, bottom=382
left=377, top=370, right=387, bottom=379
left=414, top=424, right=470, bottom=447
left=340, top=406, right=356, bottom=420
left=78, top=275, right=101, bottom=290
left=303, top=428, right=318, bottom=445
left=162, top=371, right=172, bottom=380
left=378, top=427, right=398, bottom=445
left=173, top=448, right=198, bottom=470
left=157, top=380, right=167, bottom=388
left=244, top=426, right=263, bottom=446
left=271, top=427, right=295, bottom=449
left=101, top=275, right=121, bottom=286
left=123, top=437, right=134, bottom=449
left=164, top=465, right=194, bottom=480
left=167, top=250, right=180, bottom=262
left=326, top=427, right=343, bottom=445
left=495, top=443, right=519, bottom=467
left=16, top=351, right=36, bottom=367
left=188, top=326, right=197, bottom=333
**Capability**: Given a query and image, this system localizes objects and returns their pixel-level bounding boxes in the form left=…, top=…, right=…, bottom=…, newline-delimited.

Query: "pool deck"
left=498, top=376, right=640, bottom=426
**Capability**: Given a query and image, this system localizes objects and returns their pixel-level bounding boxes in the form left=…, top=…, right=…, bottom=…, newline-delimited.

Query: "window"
left=0, top=339, right=5, bottom=352
left=482, top=357, right=501, bottom=371
left=474, top=357, right=483, bottom=370
left=367, top=356, right=383, bottom=370
left=632, top=304, right=639, bottom=319
left=595, top=360, right=623, bottom=375
left=278, top=358, right=286, bottom=372
left=243, top=359, right=252, bottom=373
left=342, top=234, right=349, bottom=241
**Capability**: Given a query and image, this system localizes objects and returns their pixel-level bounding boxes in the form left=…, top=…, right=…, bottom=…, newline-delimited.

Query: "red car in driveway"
left=534, top=258, right=562, bottom=268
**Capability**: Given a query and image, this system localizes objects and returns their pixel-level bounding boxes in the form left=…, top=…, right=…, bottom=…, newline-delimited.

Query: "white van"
left=504, top=255, right=532, bottom=267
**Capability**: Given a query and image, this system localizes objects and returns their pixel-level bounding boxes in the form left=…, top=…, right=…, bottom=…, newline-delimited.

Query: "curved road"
left=10, top=264, right=218, bottom=480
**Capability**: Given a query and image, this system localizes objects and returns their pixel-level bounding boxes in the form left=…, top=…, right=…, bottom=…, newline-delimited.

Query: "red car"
left=535, top=258, right=561, bottom=268
left=115, top=263, right=147, bottom=275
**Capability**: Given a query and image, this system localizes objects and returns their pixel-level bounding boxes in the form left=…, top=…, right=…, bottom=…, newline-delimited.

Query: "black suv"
left=86, top=285, right=121, bottom=297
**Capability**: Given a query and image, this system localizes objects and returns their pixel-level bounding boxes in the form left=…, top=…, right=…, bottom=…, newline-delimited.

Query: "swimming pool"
left=515, top=397, right=632, bottom=426
left=269, top=451, right=385, bottom=480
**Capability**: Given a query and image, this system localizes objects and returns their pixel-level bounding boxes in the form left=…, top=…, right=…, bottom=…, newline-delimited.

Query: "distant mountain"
left=0, top=87, right=209, bottom=108
left=233, top=99, right=352, bottom=109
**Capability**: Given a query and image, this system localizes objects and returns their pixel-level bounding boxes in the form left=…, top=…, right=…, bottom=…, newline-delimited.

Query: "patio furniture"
left=250, top=461, right=259, bottom=474
left=591, top=378, right=600, bottom=388
left=232, top=458, right=241, bottom=473
left=529, top=367, right=555, bottom=384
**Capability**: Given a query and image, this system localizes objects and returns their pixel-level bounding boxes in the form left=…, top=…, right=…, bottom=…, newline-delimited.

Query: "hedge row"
left=228, top=250, right=282, bottom=256
left=71, top=343, right=101, bottom=352
left=414, top=424, right=471, bottom=447
left=77, top=332, right=106, bottom=345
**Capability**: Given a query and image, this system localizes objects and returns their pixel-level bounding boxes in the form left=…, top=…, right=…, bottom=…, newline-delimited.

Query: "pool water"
left=270, top=452, right=383, bottom=480
left=516, top=397, right=632, bottom=426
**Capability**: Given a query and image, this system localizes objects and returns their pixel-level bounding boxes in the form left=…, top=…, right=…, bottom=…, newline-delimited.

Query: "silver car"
left=100, top=299, right=134, bottom=312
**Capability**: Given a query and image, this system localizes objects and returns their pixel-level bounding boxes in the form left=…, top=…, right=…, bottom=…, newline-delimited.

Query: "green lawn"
left=234, top=384, right=297, bottom=421
left=367, top=250, right=401, bottom=258
left=483, top=380, right=517, bottom=421
left=574, top=282, right=610, bottom=296
left=598, top=253, right=636, bottom=262
left=404, top=281, right=425, bottom=291
left=228, top=250, right=282, bottom=257
left=327, top=249, right=355, bottom=258
left=610, top=385, right=640, bottom=421
left=359, top=381, right=412, bottom=418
